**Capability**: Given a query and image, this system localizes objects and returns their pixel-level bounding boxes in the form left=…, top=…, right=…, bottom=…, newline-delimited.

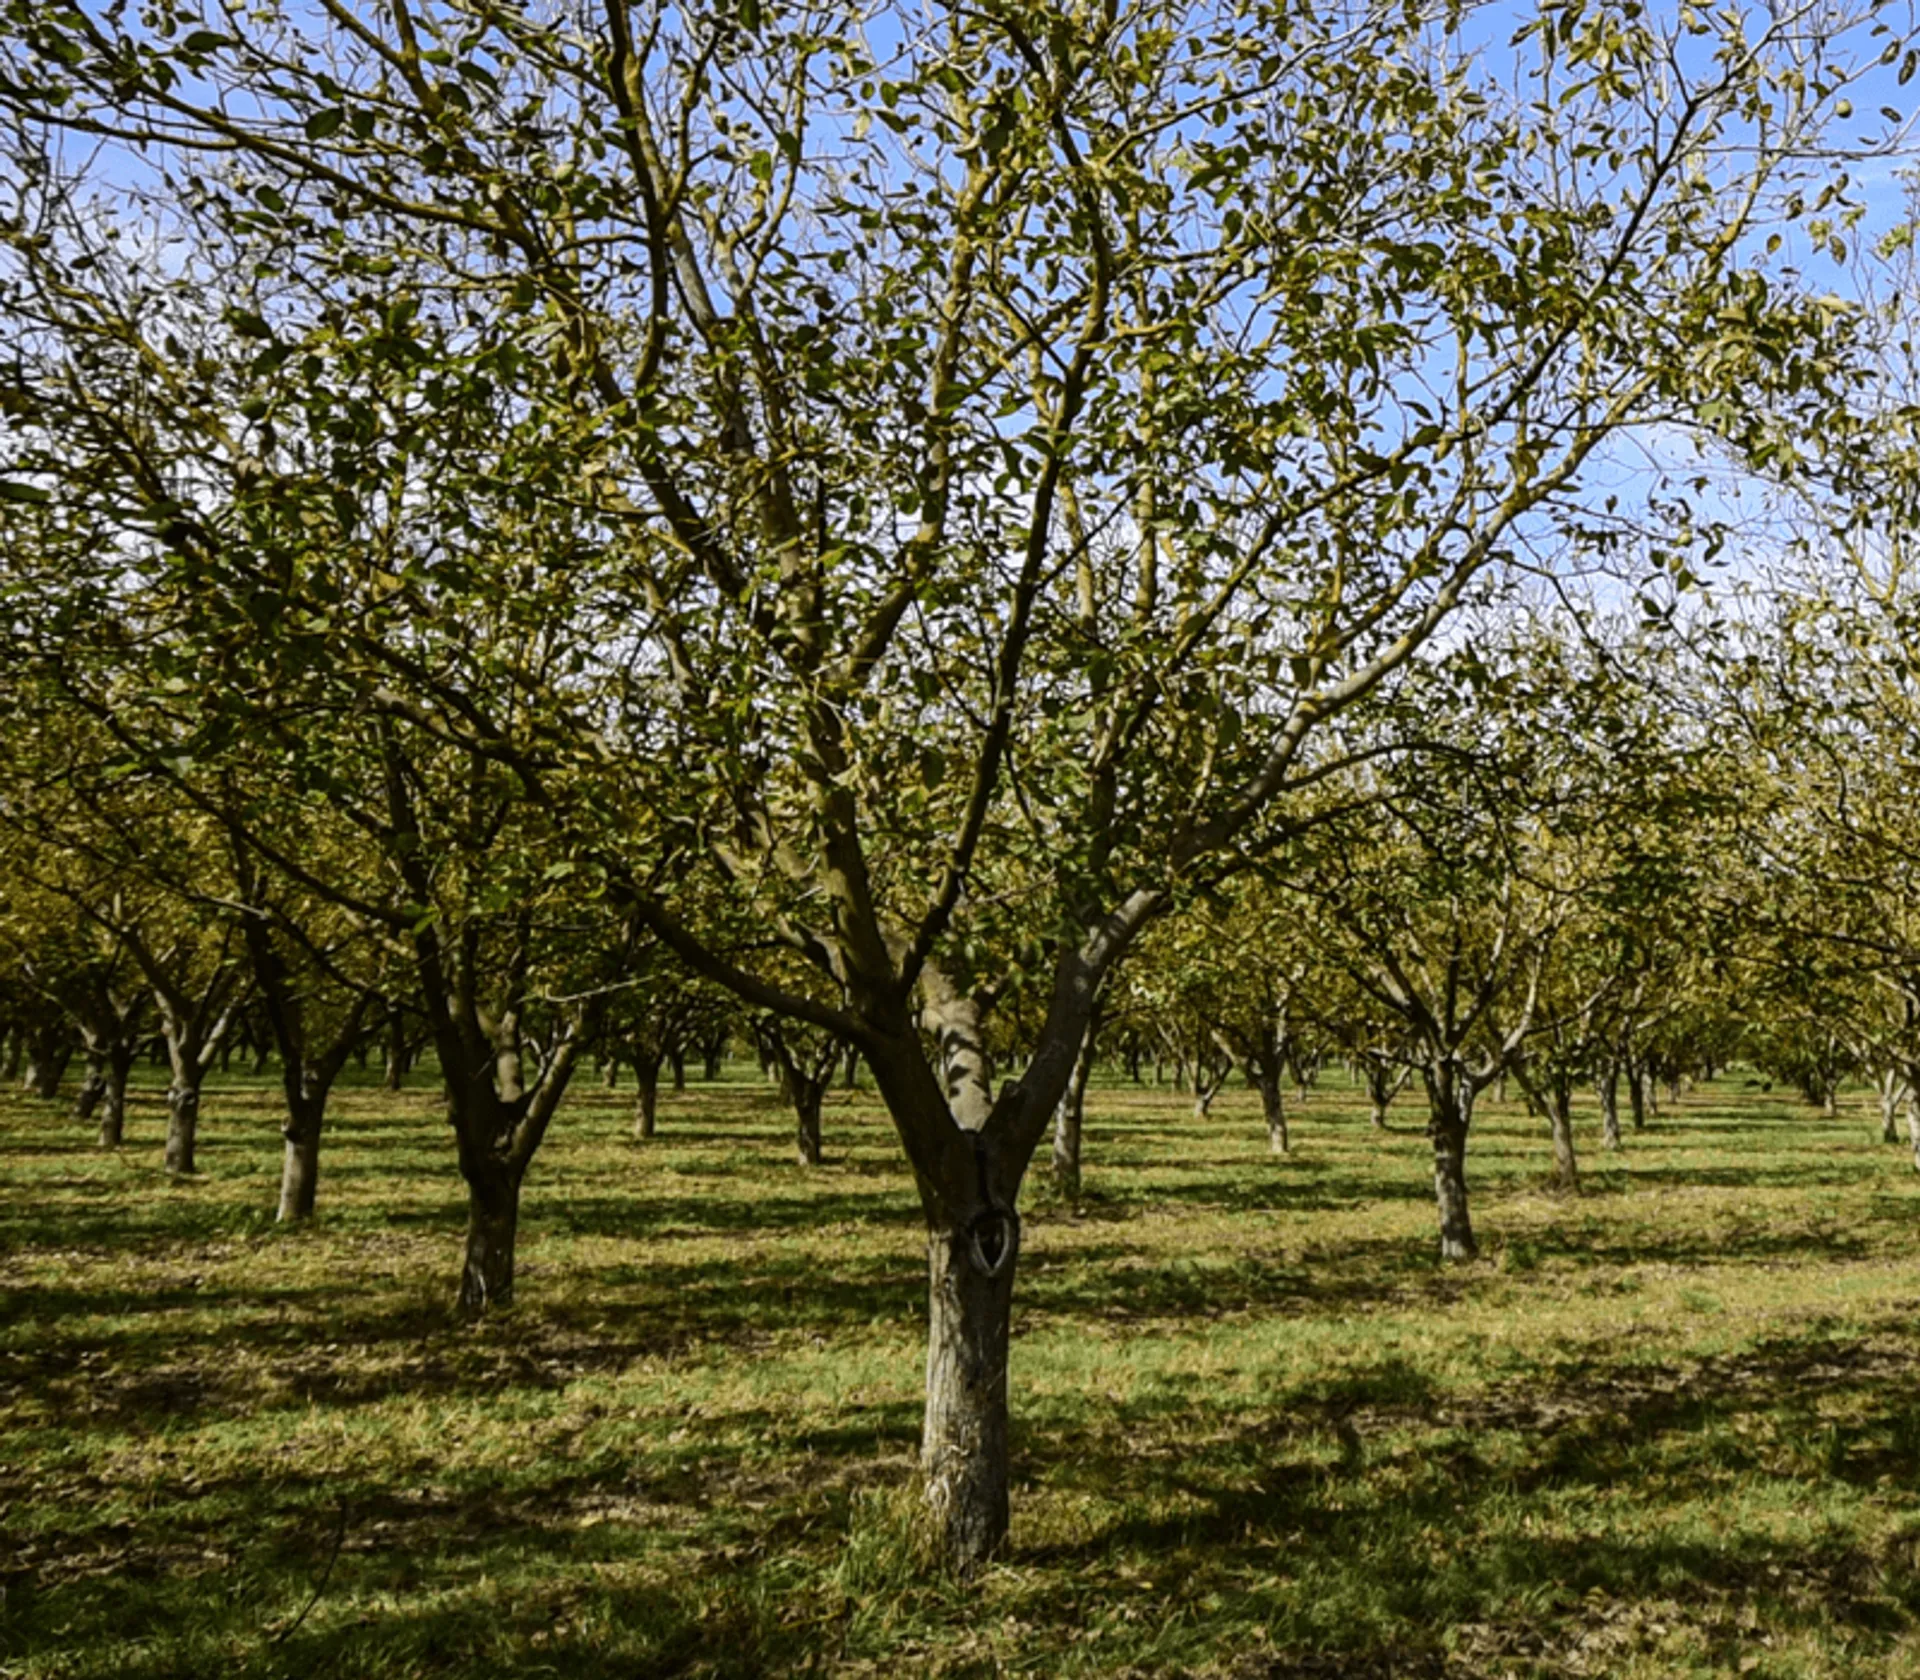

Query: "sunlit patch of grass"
left=4, top=1063, right=1920, bottom=1675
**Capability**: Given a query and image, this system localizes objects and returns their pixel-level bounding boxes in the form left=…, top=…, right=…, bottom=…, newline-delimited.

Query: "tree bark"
left=1425, top=1069, right=1476, bottom=1260
left=633, top=1057, right=662, bottom=1139
left=1365, top=1059, right=1401, bottom=1131
left=1599, top=1060, right=1622, bottom=1151
left=72, top=1054, right=108, bottom=1123
left=1878, top=1070, right=1904, bottom=1145
left=457, top=1161, right=523, bottom=1316
left=1548, top=1082, right=1579, bottom=1193
left=165, top=1074, right=202, bottom=1175
left=1050, top=1011, right=1098, bottom=1198
left=1050, top=1085, right=1081, bottom=1199
left=795, top=1078, right=824, bottom=1166
left=922, top=1214, right=1017, bottom=1573
left=23, top=1028, right=72, bottom=1100
left=95, top=1042, right=134, bottom=1148
left=277, top=1070, right=327, bottom=1221
left=1627, top=1060, right=1648, bottom=1131
left=383, top=1008, right=407, bottom=1090
left=1257, top=1061, right=1288, bottom=1154
left=670, top=1047, right=687, bottom=1092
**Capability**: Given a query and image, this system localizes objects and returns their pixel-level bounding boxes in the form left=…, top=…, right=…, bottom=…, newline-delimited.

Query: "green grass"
left=5, top=1064, right=1920, bottom=1677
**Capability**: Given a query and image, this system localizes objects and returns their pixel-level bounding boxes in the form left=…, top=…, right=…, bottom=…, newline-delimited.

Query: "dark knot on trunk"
left=966, top=1205, right=1019, bottom=1278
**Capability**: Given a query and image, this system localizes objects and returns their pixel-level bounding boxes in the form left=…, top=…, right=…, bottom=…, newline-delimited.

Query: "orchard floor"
left=5, top=1071, right=1920, bottom=1679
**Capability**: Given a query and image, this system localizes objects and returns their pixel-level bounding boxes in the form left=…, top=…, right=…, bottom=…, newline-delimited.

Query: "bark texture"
left=633, top=1058, right=662, bottom=1139
left=1548, top=1084, right=1579, bottom=1193
left=1257, top=1064, right=1289, bottom=1155
left=922, top=1214, right=1018, bottom=1573
left=164, top=1078, right=201, bottom=1176
left=1599, top=1061, right=1622, bottom=1151
left=794, top=1078, right=824, bottom=1166
left=457, top=1164, right=523, bottom=1315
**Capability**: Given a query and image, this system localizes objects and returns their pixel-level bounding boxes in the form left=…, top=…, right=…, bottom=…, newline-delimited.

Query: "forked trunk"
left=1367, top=1063, right=1396, bottom=1130
left=923, top=1212, right=1018, bottom=1573
left=457, top=1162, right=523, bottom=1317
left=1548, top=1083, right=1579, bottom=1193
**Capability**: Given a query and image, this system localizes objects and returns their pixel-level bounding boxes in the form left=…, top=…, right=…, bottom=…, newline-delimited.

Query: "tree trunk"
left=795, top=1079, right=824, bottom=1166
left=383, top=1009, right=407, bottom=1090
left=165, top=1074, right=202, bottom=1175
left=670, top=1047, right=687, bottom=1092
left=1367, top=1063, right=1395, bottom=1131
left=1878, top=1071, right=1903, bottom=1145
left=1050, top=1087, right=1081, bottom=1199
left=1600, top=1061, right=1623, bottom=1151
left=72, top=1054, right=108, bottom=1123
left=23, top=1030, right=72, bottom=1100
left=1548, top=1082, right=1579, bottom=1193
left=843, top=1043, right=861, bottom=1089
left=1628, top=1061, right=1648, bottom=1131
left=456, top=1162, right=522, bottom=1317
left=633, top=1057, right=661, bottom=1139
left=277, top=1072, right=326, bottom=1222
left=922, top=1215, right=1018, bottom=1573
left=1909, top=1088, right=1920, bottom=1174
left=1257, top=1062, right=1288, bottom=1154
left=703, top=1040, right=724, bottom=1081
left=96, top=1043, right=134, bottom=1148
left=1426, top=1077, right=1476, bottom=1260
left=1050, top=1018, right=1096, bottom=1199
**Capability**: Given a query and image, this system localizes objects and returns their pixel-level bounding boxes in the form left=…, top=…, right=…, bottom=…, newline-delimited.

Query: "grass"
left=4, top=1063, right=1920, bottom=1677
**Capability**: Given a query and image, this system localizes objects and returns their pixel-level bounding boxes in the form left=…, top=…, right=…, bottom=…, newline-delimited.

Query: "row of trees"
left=2, top=0, right=1915, bottom=1569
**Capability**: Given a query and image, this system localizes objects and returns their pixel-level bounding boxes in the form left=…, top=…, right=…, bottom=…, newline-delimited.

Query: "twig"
left=267, top=1497, right=348, bottom=1651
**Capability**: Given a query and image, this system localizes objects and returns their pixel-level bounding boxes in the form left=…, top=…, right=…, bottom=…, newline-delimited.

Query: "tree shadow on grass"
left=11, top=1317, right=1920, bottom=1680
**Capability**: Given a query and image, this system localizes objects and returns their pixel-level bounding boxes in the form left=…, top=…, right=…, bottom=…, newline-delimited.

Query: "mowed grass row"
left=4, top=1067, right=1920, bottom=1678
